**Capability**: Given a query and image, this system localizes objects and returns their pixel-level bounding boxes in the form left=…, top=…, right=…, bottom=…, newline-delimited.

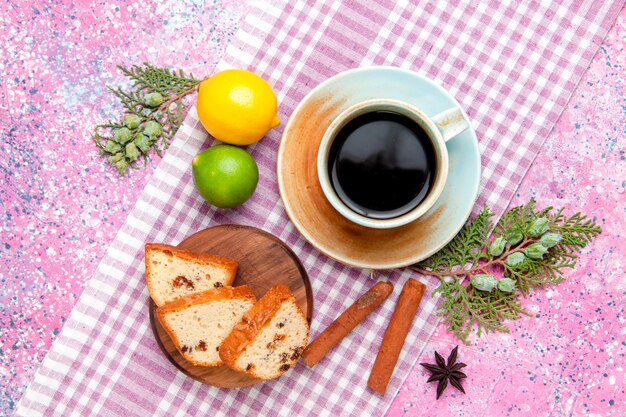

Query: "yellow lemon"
left=196, top=69, right=280, bottom=145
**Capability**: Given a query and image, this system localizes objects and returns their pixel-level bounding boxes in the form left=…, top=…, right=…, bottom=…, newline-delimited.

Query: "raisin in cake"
left=145, top=243, right=238, bottom=306
left=219, top=284, right=309, bottom=379
left=157, top=286, right=256, bottom=367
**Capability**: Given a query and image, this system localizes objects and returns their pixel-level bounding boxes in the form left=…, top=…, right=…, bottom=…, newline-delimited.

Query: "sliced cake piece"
left=145, top=243, right=238, bottom=306
left=219, top=284, right=309, bottom=380
left=157, top=285, right=256, bottom=367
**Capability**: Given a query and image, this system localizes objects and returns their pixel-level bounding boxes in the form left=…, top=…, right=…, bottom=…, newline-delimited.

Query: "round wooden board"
left=149, top=224, right=313, bottom=388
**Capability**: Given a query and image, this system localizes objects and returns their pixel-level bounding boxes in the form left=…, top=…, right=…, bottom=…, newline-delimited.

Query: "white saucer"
left=277, top=66, right=481, bottom=269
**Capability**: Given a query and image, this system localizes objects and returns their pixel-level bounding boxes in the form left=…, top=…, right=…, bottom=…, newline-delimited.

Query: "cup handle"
left=432, top=107, right=470, bottom=142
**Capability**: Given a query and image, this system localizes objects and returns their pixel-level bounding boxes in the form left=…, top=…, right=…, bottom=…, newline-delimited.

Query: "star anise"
left=420, top=346, right=467, bottom=399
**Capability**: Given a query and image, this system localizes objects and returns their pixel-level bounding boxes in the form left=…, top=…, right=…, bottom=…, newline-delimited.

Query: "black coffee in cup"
left=327, top=111, right=436, bottom=219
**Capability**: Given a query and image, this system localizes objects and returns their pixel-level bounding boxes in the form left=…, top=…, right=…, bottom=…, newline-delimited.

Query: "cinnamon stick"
left=368, top=278, right=426, bottom=395
left=301, top=281, right=393, bottom=368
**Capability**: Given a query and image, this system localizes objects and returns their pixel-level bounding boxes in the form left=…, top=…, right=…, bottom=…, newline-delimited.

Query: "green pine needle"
left=419, top=206, right=493, bottom=271
left=412, top=198, right=601, bottom=344
left=93, top=63, right=204, bottom=175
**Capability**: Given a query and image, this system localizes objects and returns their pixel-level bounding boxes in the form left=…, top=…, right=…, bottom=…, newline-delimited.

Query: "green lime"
left=192, top=145, right=259, bottom=208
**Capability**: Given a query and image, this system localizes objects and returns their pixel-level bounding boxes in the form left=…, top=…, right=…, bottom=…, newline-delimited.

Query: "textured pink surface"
left=1, top=2, right=624, bottom=417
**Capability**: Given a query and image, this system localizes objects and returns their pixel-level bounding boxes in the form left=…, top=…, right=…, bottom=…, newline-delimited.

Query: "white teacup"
left=317, top=98, right=469, bottom=229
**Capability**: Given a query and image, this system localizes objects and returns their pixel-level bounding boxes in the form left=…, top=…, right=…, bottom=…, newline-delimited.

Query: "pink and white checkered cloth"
left=16, top=1, right=622, bottom=416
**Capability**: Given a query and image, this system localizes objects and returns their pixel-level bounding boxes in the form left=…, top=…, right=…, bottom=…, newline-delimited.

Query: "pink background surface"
left=1, top=1, right=624, bottom=416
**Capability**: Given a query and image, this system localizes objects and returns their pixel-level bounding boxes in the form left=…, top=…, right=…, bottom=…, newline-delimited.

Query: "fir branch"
left=119, top=63, right=200, bottom=96
left=419, top=206, right=493, bottom=271
left=107, top=85, right=145, bottom=113
left=93, top=62, right=205, bottom=175
left=553, top=211, right=601, bottom=246
left=411, top=198, right=601, bottom=344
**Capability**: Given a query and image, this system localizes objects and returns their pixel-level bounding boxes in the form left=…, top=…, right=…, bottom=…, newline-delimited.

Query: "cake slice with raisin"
left=219, top=284, right=309, bottom=379
left=157, top=285, right=256, bottom=367
left=145, top=243, right=238, bottom=306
